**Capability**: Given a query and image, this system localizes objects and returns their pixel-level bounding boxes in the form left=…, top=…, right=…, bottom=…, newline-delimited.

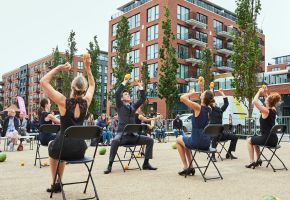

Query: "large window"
left=131, top=67, right=139, bottom=80
left=130, top=31, right=140, bottom=46
left=147, top=25, right=159, bottom=41
left=178, top=83, right=187, bottom=93
left=112, top=23, right=118, bottom=36
left=148, top=63, right=158, bottom=78
left=214, top=55, right=223, bottom=67
left=196, top=13, right=208, bottom=24
left=177, top=25, right=188, bottom=40
left=177, top=64, right=189, bottom=79
left=177, top=44, right=189, bottom=59
left=78, top=61, right=83, bottom=70
left=111, top=57, right=117, bottom=68
left=147, top=5, right=159, bottom=22
left=195, top=49, right=202, bottom=59
left=196, top=31, right=207, bottom=43
left=127, top=49, right=140, bottom=63
left=147, top=44, right=158, bottom=60
left=112, top=40, right=117, bottom=52
left=213, top=20, right=223, bottom=32
left=177, top=5, right=189, bottom=21
left=128, top=14, right=140, bottom=29
left=147, top=83, right=157, bottom=97
left=213, top=37, right=223, bottom=49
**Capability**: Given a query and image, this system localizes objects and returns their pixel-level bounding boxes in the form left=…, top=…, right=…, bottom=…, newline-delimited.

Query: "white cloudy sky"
left=0, top=0, right=289, bottom=79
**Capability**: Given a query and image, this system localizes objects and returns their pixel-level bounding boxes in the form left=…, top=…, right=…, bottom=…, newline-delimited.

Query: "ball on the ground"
left=0, top=153, right=7, bottom=162
left=135, top=154, right=141, bottom=158
left=43, top=161, right=49, bottom=166
left=124, top=164, right=129, bottom=170
left=260, top=195, right=277, bottom=200
left=20, top=162, right=25, bottom=166
left=99, top=147, right=106, bottom=155
left=171, top=143, right=177, bottom=149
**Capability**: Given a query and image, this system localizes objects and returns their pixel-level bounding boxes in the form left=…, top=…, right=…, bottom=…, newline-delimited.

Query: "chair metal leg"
left=116, top=153, right=126, bottom=172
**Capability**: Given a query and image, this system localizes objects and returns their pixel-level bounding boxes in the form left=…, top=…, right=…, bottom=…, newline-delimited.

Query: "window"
left=112, top=23, right=118, bottom=36
left=147, top=5, right=159, bottom=22
left=148, top=63, right=158, bottom=78
left=111, top=74, right=116, bottom=85
left=177, top=44, right=189, bottom=59
left=128, top=14, right=140, bottom=29
left=147, top=25, right=158, bottom=41
left=271, top=67, right=280, bottom=71
left=195, top=49, right=202, bottom=59
left=196, top=31, right=207, bottom=43
left=78, top=61, right=83, bottom=70
left=287, top=65, right=290, bottom=70
left=147, top=44, right=158, bottom=60
left=177, top=25, right=188, bottom=40
left=213, top=37, right=223, bottom=49
left=147, top=83, right=157, bottom=97
left=178, top=84, right=187, bottom=93
left=111, top=57, right=117, bottom=68
left=177, top=5, right=189, bottom=21
left=112, top=40, right=117, bottom=52
left=127, top=49, right=140, bottom=63
left=196, top=13, right=208, bottom=24
left=130, top=31, right=140, bottom=46
left=177, top=64, right=189, bottom=79
left=213, top=20, right=223, bottom=32
left=131, top=67, right=139, bottom=80
left=215, top=55, right=223, bottom=67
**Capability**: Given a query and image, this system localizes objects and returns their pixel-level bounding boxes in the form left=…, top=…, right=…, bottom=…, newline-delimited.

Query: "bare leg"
left=176, top=137, right=188, bottom=169
left=49, top=157, right=65, bottom=183
left=254, top=146, right=261, bottom=160
left=247, top=137, right=254, bottom=162
left=184, top=148, right=193, bottom=168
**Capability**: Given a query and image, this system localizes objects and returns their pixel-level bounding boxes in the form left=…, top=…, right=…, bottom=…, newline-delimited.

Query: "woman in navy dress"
left=245, top=87, right=281, bottom=168
left=176, top=87, right=214, bottom=176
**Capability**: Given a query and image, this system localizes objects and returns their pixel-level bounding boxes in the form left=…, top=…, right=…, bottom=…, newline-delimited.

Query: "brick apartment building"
left=2, top=51, right=108, bottom=116
left=107, top=0, right=265, bottom=116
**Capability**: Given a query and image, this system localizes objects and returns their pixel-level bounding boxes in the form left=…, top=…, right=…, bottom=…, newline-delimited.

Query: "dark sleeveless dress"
left=48, top=98, right=88, bottom=160
left=183, top=106, right=211, bottom=150
left=39, top=112, right=56, bottom=145
left=251, top=109, right=278, bottom=147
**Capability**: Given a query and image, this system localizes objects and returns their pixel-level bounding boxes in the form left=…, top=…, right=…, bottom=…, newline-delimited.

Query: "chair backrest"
left=270, top=124, right=287, bottom=135
left=223, top=124, right=233, bottom=134
left=123, top=124, right=149, bottom=135
left=203, top=124, right=224, bottom=137
left=39, top=124, right=60, bottom=134
left=64, top=125, right=102, bottom=140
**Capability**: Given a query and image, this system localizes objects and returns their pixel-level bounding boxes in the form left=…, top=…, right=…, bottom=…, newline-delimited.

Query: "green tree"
left=140, top=61, right=150, bottom=115
left=50, top=46, right=61, bottom=111
left=111, top=16, right=133, bottom=93
left=231, top=0, right=262, bottom=118
left=200, top=48, right=214, bottom=90
left=87, top=35, right=100, bottom=117
left=158, top=6, right=179, bottom=118
left=0, top=103, right=3, bottom=111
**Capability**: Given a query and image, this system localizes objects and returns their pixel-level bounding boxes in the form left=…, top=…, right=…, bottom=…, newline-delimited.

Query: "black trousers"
left=109, top=133, right=154, bottom=162
left=212, top=133, right=238, bottom=152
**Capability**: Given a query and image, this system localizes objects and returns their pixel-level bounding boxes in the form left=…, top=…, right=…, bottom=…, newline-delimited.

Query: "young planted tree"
left=158, top=6, right=179, bottom=118
left=200, top=48, right=214, bottom=90
left=111, top=16, right=133, bottom=92
left=140, top=61, right=150, bottom=115
left=231, top=0, right=262, bottom=118
left=50, top=46, right=61, bottom=111
left=87, top=35, right=100, bottom=116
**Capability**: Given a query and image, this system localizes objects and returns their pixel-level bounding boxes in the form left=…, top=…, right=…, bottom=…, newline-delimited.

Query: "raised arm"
left=218, top=89, right=229, bottom=112
left=40, top=63, right=70, bottom=114
left=82, top=53, right=95, bottom=107
left=252, top=88, right=269, bottom=116
left=133, top=80, right=146, bottom=109
left=180, top=89, right=201, bottom=117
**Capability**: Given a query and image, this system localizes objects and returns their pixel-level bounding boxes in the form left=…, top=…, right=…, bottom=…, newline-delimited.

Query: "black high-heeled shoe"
left=255, top=159, right=262, bottom=166
left=178, top=168, right=188, bottom=176
left=245, top=162, right=256, bottom=169
left=46, top=183, right=62, bottom=193
left=188, top=168, right=195, bottom=176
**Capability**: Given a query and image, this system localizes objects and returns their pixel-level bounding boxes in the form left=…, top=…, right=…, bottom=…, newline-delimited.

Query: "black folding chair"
left=50, top=125, right=102, bottom=200
left=114, top=124, right=149, bottom=172
left=185, top=124, right=224, bottom=182
left=254, top=124, right=288, bottom=172
left=216, top=124, right=233, bottom=161
left=34, top=124, right=60, bottom=168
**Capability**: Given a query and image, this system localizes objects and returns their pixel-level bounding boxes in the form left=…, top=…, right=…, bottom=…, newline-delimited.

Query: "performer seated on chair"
left=173, top=114, right=186, bottom=138
left=176, top=80, right=214, bottom=176
left=40, top=54, right=95, bottom=193
left=209, top=88, right=238, bottom=162
left=245, top=87, right=281, bottom=168
left=38, top=98, right=60, bottom=145
left=104, top=75, right=157, bottom=174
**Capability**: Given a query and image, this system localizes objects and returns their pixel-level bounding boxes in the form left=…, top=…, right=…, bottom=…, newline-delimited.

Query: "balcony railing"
left=183, top=13, right=207, bottom=29
left=34, top=78, right=40, bottom=83
left=215, top=61, right=234, bottom=72
left=33, top=98, right=40, bottom=104
left=217, top=26, right=236, bottom=39
left=0, top=81, right=4, bottom=86
left=111, top=0, right=151, bottom=19
left=216, top=43, right=234, bottom=57
left=185, top=52, right=202, bottom=66
left=182, top=33, right=207, bottom=48
left=34, top=68, right=40, bottom=73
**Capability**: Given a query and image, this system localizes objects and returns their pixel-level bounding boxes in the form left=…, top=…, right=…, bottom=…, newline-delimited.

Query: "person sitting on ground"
left=40, top=53, right=95, bottom=193
left=245, top=87, right=281, bottom=168
left=177, top=85, right=214, bottom=176
left=104, top=75, right=157, bottom=174
left=209, top=88, right=238, bottom=162
left=38, top=98, right=60, bottom=145
left=154, top=114, right=166, bottom=143
left=173, top=114, right=186, bottom=138
left=3, top=109, right=20, bottom=151
left=97, top=113, right=112, bottom=146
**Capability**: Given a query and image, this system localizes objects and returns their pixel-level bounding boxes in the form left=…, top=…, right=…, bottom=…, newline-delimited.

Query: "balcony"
left=0, top=97, right=3, bottom=101
left=185, top=53, right=202, bottom=66
left=216, top=43, right=234, bottom=57
left=0, top=89, right=3, bottom=93
left=217, top=26, right=236, bottom=40
left=33, top=98, right=40, bottom=104
left=216, top=61, right=234, bottom=72
left=185, top=13, right=207, bottom=29
left=35, top=89, right=40, bottom=93
left=8, top=77, right=12, bottom=82
left=0, top=81, right=4, bottom=86
left=184, top=33, right=207, bottom=48
left=15, top=83, right=20, bottom=88
left=34, top=68, right=40, bottom=73
left=34, top=78, right=40, bottom=83
left=16, top=75, right=20, bottom=80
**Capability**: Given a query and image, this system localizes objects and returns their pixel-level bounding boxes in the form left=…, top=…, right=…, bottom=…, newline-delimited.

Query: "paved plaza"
left=1, top=138, right=290, bottom=200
